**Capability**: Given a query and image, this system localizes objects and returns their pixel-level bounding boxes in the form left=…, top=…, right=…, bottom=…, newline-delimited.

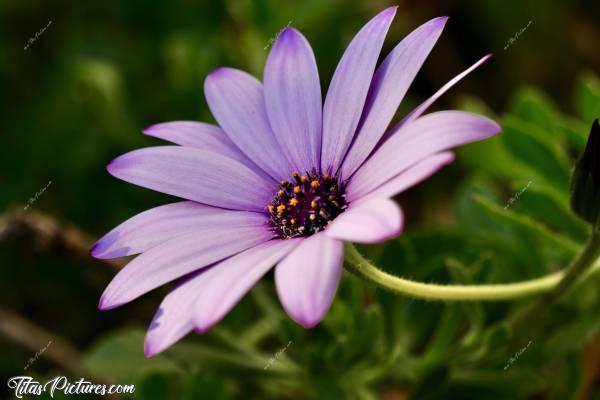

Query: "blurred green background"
left=2, top=0, right=600, bottom=399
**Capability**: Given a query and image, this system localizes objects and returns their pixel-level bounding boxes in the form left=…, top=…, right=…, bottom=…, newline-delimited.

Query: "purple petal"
left=192, top=239, right=300, bottom=334
left=107, top=146, right=274, bottom=212
left=325, top=198, right=403, bottom=243
left=348, top=152, right=455, bottom=203
left=204, top=68, right=291, bottom=180
left=320, top=6, right=397, bottom=174
left=275, top=233, right=343, bottom=328
left=98, top=225, right=272, bottom=310
left=348, top=111, right=501, bottom=199
left=90, top=201, right=267, bottom=259
left=143, top=121, right=266, bottom=177
left=264, top=28, right=322, bottom=174
left=144, top=240, right=299, bottom=356
left=340, top=17, right=447, bottom=179
left=395, top=54, right=492, bottom=129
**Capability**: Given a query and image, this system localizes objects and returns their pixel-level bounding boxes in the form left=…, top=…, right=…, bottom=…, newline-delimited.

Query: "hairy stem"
left=344, top=241, right=600, bottom=301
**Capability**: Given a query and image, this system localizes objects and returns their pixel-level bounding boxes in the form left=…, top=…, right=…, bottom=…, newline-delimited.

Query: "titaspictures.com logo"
left=7, top=376, right=135, bottom=398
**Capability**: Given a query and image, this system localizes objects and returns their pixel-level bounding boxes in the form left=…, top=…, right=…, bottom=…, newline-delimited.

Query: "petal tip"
left=105, top=158, right=121, bottom=176
left=98, top=292, right=124, bottom=311
left=193, top=324, right=213, bottom=335
left=483, top=53, right=493, bottom=60
left=207, top=67, right=226, bottom=76
left=89, top=242, right=100, bottom=257
left=97, top=294, right=109, bottom=311
left=141, top=124, right=158, bottom=136
left=205, top=67, right=230, bottom=83
left=143, top=340, right=159, bottom=358
left=378, top=6, right=398, bottom=21
left=489, top=120, right=502, bottom=134
left=279, top=26, right=296, bottom=37
left=295, top=315, right=321, bottom=329
left=430, top=16, right=449, bottom=26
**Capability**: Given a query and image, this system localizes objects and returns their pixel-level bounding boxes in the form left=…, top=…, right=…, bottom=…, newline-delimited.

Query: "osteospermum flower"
left=91, top=6, right=501, bottom=357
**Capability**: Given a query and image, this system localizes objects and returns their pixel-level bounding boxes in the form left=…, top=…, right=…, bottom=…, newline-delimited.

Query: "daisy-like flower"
left=91, top=6, right=500, bottom=357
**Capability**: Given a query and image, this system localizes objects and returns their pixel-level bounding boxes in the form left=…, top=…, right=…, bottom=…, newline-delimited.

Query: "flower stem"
left=343, top=241, right=600, bottom=301
left=507, top=231, right=600, bottom=327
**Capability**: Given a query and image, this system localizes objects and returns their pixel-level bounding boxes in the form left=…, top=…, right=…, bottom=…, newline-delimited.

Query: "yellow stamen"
left=310, top=200, right=318, bottom=209
left=280, top=180, right=288, bottom=186
left=292, top=171, right=299, bottom=178
left=268, top=205, right=275, bottom=213
left=310, top=180, right=320, bottom=188
left=293, top=186, right=301, bottom=194
left=277, top=205, right=286, bottom=213
left=277, top=190, right=285, bottom=197
left=300, top=175, right=309, bottom=183
left=309, top=214, right=316, bottom=221
left=289, top=198, right=299, bottom=206
left=290, top=218, right=297, bottom=225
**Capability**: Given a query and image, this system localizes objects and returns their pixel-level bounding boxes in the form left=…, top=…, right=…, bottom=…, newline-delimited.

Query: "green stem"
left=343, top=241, right=600, bottom=301
left=546, top=232, right=600, bottom=300
left=508, top=232, right=600, bottom=328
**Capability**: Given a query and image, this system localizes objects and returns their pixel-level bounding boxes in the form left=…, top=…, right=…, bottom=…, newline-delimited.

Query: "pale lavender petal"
left=204, top=68, right=290, bottom=180
left=325, top=198, right=403, bottom=243
left=143, top=121, right=265, bottom=176
left=107, top=146, right=274, bottom=212
left=381, top=54, right=492, bottom=144
left=348, top=111, right=501, bottom=199
left=275, top=233, right=343, bottom=328
left=320, top=6, right=397, bottom=174
left=264, top=28, right=322, bottom=174
left=192, top=239, right=300, bottom=334
left=399, top=55, right=492, bottom=127
left=144, top=240, right=299, bottom=356
left=90, top=201, right=267, bottom=259
left=348, top=152, right=455, bottom=203
left=98, top=225, right=272, bottom=310
left=340, top=17, right=447, bottom=179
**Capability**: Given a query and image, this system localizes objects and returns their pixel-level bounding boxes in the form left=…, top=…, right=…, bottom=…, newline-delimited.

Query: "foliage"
left=2, top=1, right=600, bottom=399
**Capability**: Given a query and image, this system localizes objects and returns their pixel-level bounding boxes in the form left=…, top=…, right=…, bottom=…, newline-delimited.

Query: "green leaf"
left=546, top=313, right=600, bottom=355
left=509, top=182, right=590, bottom=242
left=471, top=194, right=579, bottom=257
left=501, top=115, right=571, bottom=190
left=83, top=329, right=183, bottom=383
left=136, top=373, right=173, bottom=400
left=575, top=71, right=600, bottom=123
left=457, top=134, right=536, bottom=182
left=509, top=87, right=563, bottom=141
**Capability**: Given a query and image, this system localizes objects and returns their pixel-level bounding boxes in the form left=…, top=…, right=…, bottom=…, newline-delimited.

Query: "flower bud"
left=570, top=119, right=600, bottom=226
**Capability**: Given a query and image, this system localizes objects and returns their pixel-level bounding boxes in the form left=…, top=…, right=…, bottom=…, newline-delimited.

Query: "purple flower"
left=91, top=7, right=500, bottom=357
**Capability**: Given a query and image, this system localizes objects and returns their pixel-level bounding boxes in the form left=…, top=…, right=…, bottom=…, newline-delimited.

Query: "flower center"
left=268, top=172, right=347, bottom=239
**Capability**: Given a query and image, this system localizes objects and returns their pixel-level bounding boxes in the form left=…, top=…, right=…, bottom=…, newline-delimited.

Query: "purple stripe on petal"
left=348, top=111, right=501, bottom=199
left=264, top=27, right=322, bottom=174
left=348, top=152, right=455, bottom=203
left=143, top=121, right=268, bottom=178
left=275, top=233, right=343, bottom=328
left=204, top=68, right=291, bottom=180
left=107, top=146, right=274, bottom=212
left=98, top=225, right=272, bottom=310
left=326, top=198, right=403, bottom=243
left=381, top=54, right=492, bottom=144
left=90, top=201, right=267, bottom=259
left=144, top=239, right=298, bottom=356
left=320, top=6, right=397, bottom=174
left=192, top=239, right=300, bottom=334
left=340, top=17, right=447, bottom=179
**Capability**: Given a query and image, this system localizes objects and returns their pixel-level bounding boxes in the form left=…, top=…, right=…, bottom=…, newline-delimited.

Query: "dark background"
left=2, top=0, right=600, bottom=399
